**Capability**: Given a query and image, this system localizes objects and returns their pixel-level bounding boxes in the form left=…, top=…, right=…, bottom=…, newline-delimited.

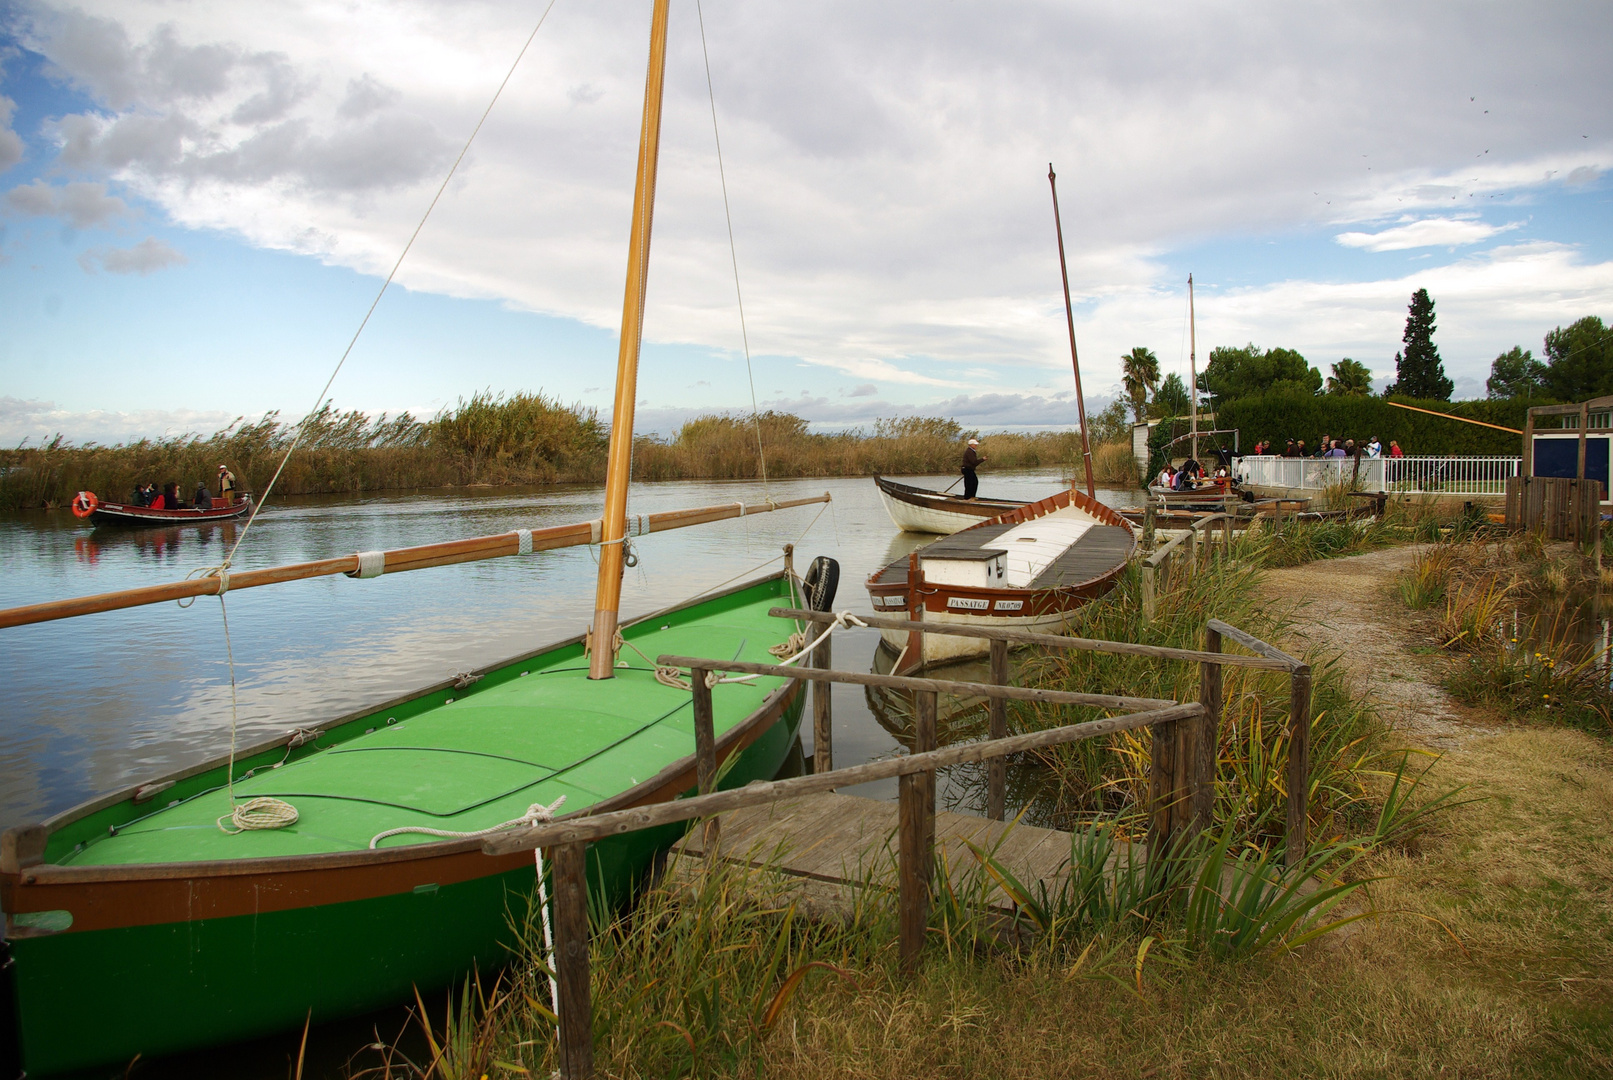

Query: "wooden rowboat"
left=83, top=494, right=254, bottom=526
left=865, top=487, right=1136, bottom=671
left=874, top=475, right=1025, bottom=534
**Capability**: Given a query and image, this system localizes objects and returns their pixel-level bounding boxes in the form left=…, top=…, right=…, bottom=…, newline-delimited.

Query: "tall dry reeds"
left=2, top=404, right=1137, bottom=510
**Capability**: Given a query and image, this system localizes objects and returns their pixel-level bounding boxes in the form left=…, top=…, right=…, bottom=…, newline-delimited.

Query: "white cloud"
left=6, top=0, right=1611, bottom=416
left=5, top=179, right=134, bottom=228
left=78, top=236, right=187, bottom=274
left=1335, top=217, right=1518, bottom=253
left=0, top=396, right=237, bottom=445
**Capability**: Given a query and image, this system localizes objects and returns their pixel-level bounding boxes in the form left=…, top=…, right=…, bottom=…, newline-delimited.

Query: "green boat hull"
left=2, top=575, right=807, bottom=1076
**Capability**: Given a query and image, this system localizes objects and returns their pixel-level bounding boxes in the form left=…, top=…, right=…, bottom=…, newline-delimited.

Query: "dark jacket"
left=962, top=446, right=981, bottom=470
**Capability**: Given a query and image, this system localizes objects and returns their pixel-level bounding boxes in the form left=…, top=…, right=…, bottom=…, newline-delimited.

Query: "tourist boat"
left=71, top=490, right=255, bottom=526
left=0, top=3, right=834, bottom=1074
left=874, top=475, right=1025, bottom=534
left=865, top=487, right=1136, bottom=671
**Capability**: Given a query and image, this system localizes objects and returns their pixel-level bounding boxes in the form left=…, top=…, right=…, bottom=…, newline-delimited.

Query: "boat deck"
left=874, top=522, right=1134, bottom=590
left=56, top=582, right=798, bottom=867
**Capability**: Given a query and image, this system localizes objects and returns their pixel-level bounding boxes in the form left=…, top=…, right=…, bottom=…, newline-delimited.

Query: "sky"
left=1, top=0, right=1610, bottom=445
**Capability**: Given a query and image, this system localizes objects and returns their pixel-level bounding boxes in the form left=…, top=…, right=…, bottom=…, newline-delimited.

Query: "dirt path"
left=1262, top=544, right=1496, bottom=749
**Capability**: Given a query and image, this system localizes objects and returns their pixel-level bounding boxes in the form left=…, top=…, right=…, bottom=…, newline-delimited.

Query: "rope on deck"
left=367, top=795, right=567, bottom=850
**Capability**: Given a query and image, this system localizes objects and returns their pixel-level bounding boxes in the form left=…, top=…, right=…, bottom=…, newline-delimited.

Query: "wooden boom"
left=1384, top=399, right=1523, bottom=434
left=0, top=493, right=829, bottom=631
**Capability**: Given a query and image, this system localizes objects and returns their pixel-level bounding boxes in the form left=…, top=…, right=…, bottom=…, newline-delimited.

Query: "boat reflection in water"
left=75, top=521, right=239, bottom=566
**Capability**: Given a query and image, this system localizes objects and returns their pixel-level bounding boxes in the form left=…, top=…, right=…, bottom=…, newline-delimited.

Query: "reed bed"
left=1397, top=532, right=1613, bottom=734
left=2, top=405, right=1137, bottom=510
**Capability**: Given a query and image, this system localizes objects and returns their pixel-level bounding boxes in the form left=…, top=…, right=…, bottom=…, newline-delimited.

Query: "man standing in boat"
left=961, top=438, right=984, bottom=499
left=217, top=464, right=238, bottom=504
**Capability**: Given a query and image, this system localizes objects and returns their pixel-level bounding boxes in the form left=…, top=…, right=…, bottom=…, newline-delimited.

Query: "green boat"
left=1, top=574, right=823, bottom=1075
left=1, top=1, right=835, bottom=1073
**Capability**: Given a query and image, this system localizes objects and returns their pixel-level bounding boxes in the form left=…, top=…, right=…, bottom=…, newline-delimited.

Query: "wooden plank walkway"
left=670, top=792, right=1119, bottom=917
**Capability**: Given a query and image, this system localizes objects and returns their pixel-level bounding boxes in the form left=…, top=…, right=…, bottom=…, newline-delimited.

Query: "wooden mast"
left=590, top=0, right=673, bottom=680
left=1048, top=165, right=1096, bottom=500
left=1188, top=273, right=1198, bottom=464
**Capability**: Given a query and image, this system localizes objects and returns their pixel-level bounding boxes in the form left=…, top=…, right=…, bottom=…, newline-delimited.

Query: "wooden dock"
left=671, top=792, right=1101, bottom=916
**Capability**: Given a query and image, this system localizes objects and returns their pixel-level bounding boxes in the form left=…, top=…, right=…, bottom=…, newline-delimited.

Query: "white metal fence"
left=1235, top=455, right=1521, bottom=495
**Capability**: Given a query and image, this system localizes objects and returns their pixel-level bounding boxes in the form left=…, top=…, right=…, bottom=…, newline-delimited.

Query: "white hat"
left=967, top=438, right=979, bottom=446
left=218, top=464, right=228, bottom=469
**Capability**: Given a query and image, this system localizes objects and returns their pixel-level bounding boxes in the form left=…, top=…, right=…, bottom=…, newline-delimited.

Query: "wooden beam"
left=553, top=841, right=593, bottom=1080
left=1190, top=626, right=1222, bottom=833
left=987, top=639, right=1009, bottom=821
left=898, top=771, right=928, bottom=971
left=1285, top=667, right=1313, bottom=869
left=1205, top=618, right=1305, bottom=670
left=1383, top=399, right=1523, bottom=434
left=691, top=667, right=718, bottom=849
left=811, top=632, right=833, bottom=774
left=0, top=494, right=830, bottom=631
left=771, top=608, right=1295, bottom=671
left=658, top=653, right=1177, bottom=710
left=484, top=702, right=1206, bottom=854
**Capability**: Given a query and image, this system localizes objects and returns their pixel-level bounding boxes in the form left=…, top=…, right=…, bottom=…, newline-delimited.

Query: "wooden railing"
left=483, top=611, right=1311, bottom=1078
left=1140, top=511, right=1233, bottom=622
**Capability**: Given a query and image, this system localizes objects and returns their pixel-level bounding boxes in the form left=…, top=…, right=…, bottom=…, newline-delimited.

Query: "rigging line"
left=696, top=0, right=770, bottom=498
left=223, top=0, right=561, bottom=570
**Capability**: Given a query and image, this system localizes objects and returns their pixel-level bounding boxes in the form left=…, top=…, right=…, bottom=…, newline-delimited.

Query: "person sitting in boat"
left=960, top=438, right=983, bottom=499
left=1156, top=463, right=1175, bottom=488
left=132, top=482, right=153, bottom=506
left=217, top=464, right=238, bottom=504
left=194, top=481, right=214, bottom=508
left=157, top=482, right=184, bottom=510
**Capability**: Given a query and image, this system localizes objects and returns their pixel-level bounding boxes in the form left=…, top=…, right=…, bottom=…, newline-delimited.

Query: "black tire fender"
left=801, top=556, right=839, bottom=612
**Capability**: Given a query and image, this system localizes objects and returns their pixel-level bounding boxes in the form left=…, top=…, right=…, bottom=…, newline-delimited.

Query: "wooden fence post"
left=987, top=638, right=1008, bottom=821
left=691, top=667, right=718, bottom=848
left=553, top=841, right=593, bottom=1080
left=1222, top=514, right=1233, bottom=560
left=1148, top=709, right=1179, bottom=865
left=1189, top=626, right=1222, bottom=833
left=1285, top=665, right=1312, bottom=870
left=812, top=633, right=833, bottom=774
left=1141, top=564, right=1157, bottom=623
left=900, top=688, right=938, bottom=971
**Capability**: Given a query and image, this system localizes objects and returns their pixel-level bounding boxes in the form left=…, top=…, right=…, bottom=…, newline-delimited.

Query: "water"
left=0, top=471, right=1142, bottom=1079
left=0, top=471, right=1140, bottom=831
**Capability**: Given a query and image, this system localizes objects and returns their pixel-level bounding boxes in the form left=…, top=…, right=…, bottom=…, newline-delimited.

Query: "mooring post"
left=900, top=688, right=938, bottom=971
left=987, top=638, right=1009, bottom=821
left=1285, top=665, right=1312, bottom=870
left=811, top=632, right=833, bottom=773
left=1190, top=626, right=1222, bottom=833
left=691, top=667, right=719, bottom=849
left=553, top=841, right=593, bottom=1080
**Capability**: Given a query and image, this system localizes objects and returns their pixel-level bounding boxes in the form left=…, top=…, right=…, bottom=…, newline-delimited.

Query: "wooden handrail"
left=768, top=607, right=1294, bottom=671
left=0, top=493, right=830, bottom=630
left=1206, top=618, right=1307, bottom=672
left=482, top=700, right=1204, bottom=854
left=656, top=653, right=1177, bottom=710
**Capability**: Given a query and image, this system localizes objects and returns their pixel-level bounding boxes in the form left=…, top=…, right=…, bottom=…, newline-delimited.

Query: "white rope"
left=348, top=550, right=386, bottom=579
left=218, top=797, right=300, bottom=833
left=517, top=528, right=533, bottom=555
left=221, top=0, right=561, bottom=570
left=368, top=795, right=567, bottom=849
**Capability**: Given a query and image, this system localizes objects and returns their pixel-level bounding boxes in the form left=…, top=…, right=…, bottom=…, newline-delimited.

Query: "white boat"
left=874, top=476, right=1025, bottom=535
left=865, top=487, right=1136, bottom=670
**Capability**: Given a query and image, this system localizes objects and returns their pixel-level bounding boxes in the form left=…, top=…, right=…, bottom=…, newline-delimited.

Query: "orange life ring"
left=71, top=491, right=99, bottom=518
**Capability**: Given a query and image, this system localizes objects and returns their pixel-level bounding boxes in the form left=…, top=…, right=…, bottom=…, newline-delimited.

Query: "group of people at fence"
left=131, top=465, right=238, bottom=510
left=1250, top=435, right=1403, bottom=460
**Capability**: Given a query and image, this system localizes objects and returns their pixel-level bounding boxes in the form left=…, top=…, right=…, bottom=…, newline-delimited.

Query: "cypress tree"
left=1389, top=288, right=1453, bottom=400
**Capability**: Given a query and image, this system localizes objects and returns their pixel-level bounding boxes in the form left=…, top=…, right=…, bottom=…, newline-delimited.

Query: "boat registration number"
left=993, top=600, right=1024, bottom=611
left=947, top=597, right=989, bottom=610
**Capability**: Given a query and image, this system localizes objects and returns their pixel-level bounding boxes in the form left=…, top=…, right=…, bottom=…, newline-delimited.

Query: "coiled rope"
left=211, top=586, right=302, bottom=834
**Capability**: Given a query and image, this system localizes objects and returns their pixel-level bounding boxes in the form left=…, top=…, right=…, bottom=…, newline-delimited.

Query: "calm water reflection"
left=0, top=472, right=1141, bottom=830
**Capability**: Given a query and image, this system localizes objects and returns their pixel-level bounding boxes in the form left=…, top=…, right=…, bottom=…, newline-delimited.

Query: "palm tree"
left=1326, top=358, right=1373, bottom=397
left=1121, top=347, right=1160, bottom=422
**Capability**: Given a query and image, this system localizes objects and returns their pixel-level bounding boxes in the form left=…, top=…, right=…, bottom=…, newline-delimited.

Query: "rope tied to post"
left=369, top=795, right=567, bottom=849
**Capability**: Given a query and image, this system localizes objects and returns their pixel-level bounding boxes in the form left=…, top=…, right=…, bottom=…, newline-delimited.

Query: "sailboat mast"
left=1188, top=273, right=1198, bottom=464
left=1047, top=165, right=1096, bottom=500
left=590, top=0, right=673, bottom=680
